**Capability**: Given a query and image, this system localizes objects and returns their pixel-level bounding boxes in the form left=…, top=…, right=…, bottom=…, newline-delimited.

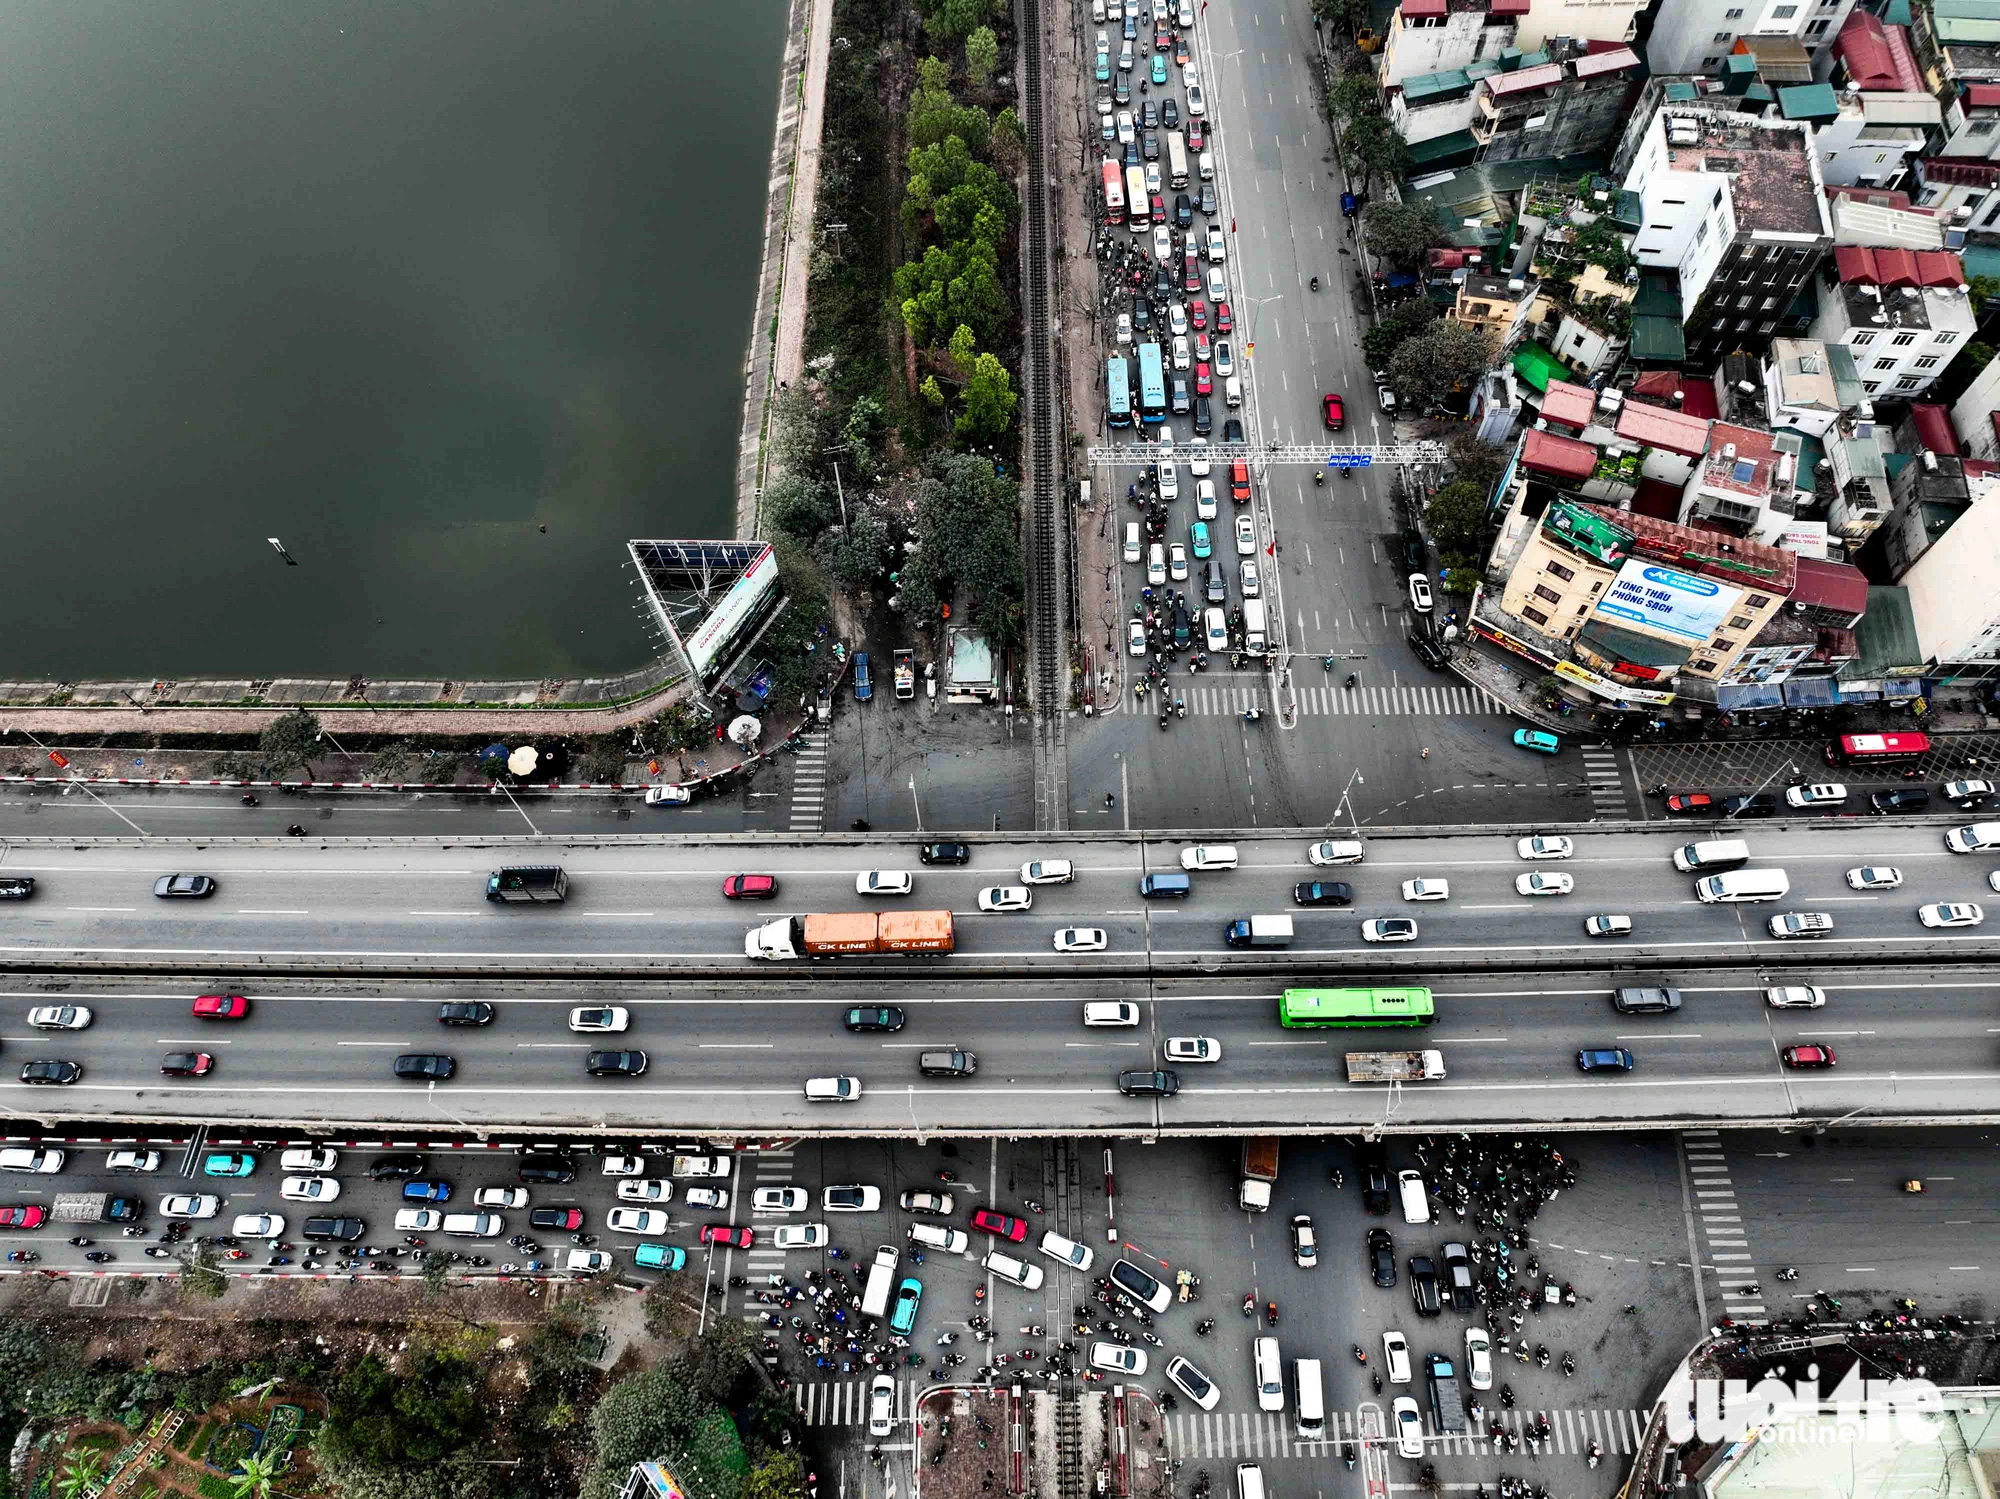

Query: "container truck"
left=744, top=910, right=955, bottom=960
left=52, top=1192, right=142, bottom=1224
left=1344, top=1050, right=1447, bottom=1083
left=1238, top=1136, right=1280, bottom=1211
left=1426, top=1353, right=1468, bottom=1434
left=1222, top=914, right=1294, bottom=948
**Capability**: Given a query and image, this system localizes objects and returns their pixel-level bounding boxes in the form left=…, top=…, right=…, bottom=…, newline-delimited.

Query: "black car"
left=1408, top=632, right=1450, bottom=670
left=1440, top=1241, right=1475, bottom=1310
left=1292, top=880, right=1352, bottom=907
left=1142, top=132, right=1159, bottom=161
left=1722, top=792, right=1780, bottom=818
left=1140, top=99, right=1157, bottom=128
left=1408, top=1255, right=1442, bottom=1316
left=1173, top=192, right=1193, bottom=228
left=1871, top=786, right=1932, bottom=813
left=1162, top=97, right=1180, bottom=128
left=367, top=1154, right=427, bottom=1180
left=517, top=1155, right=577, bottom=1185
left=1117, top=1068, right=1179, bottom=1097
left=393, top=1053, right=456, bottom=1081
left=586, top=1049, right=649, bottom=1077
left=1400, top=528, right=1426, bottom=571
left=153, top=873, right=216, bottom=899
left=1192, top=396, right=1212, bottom=435
left=302, top=1216, right=366, bottom=1242
left=19, top=1059, right=81, bottom=1085
left=1153, top=263, right=1173, bottom=300
left=1367, top=1227, right=1396, bottom=1287
left=530, top=1207, right=585, bottom=1230
left=437, top=1002, right=495, bottom=1026
left=0, top=876, right=35, bottom=900
left=1122, top=139, right=1139, bottom=168
left=161, top=1052, right=213, bottom=1077
left=1222, top=417, right=1244, bottom=443
left=844, top=1006, right=906, bottom=1032
left=1132, top=296, right=1152, bottom=332
left=1357, top=1143, right=1391, bottom=1215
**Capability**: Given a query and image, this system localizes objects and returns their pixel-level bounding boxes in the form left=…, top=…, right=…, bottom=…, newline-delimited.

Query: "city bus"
left=1101, top=159, right=1125, bottom=226
left=1125, top=164, right=1150, bottom=229
left=1107, top=356, right=1132, bottom=428
left=1166, top=130, right=1188, bottom=190
left=1136, top=342, right=1166, bottom=424
left=1825, top=731, right=1931, bottom=767
left=1278, top=987, right=1435, bottom=1027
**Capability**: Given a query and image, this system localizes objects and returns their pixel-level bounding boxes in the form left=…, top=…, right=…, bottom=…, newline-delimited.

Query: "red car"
left=1188, top=117, right=1205, bottom=150
left=971, top=1209, right=1028, bottom=1242
left=1194, top=362, right=1212, bottom=396
left=192, top=994, right=250, bottom=1020
left=1189, top=299, right=1208, bottom=330
left=1781, top=1045, right=1836, bottom=1069
left=722, top=874, right=780, bottom=900
left=0, top=1205, right=46, bottom=1229
left=1154, top=28, right=1172, bottom=49
left=1665, top=792, right=1715, bottom=815
left=1214, top=301, right=1233, bottom=333
left=700, top=1225, right=755, bottom=1248
left=1323, top=393, right=1345, bottom=431
left=1183, top=251, right=1202, bottom=293
left=161, top=1052, right=214, bottom=1077
left=1193, top=331, right=1211, bottom=363
left=530, top=1207, right=584, bottom=1230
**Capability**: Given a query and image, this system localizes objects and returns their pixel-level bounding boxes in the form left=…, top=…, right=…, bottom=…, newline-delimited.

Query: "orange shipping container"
left=800, top=912, right=885, bottom=954
left=879, top=909, right=956, bottom=953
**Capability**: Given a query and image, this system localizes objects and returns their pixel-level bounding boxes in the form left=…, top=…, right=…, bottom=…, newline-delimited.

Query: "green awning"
left=1628, top=315, right=1686, bottom=363
left=1407, top=129, right=1478, bottom=166
left=1512, top=341, right=1570, bottom=391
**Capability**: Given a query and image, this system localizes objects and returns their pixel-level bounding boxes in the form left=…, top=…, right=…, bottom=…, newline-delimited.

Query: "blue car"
left=634, top=1242, right=687, bottom=1271
left=1576, top=1048, right=1634, bottom=1073
left=854, top=652, right=872, bottom=702
left=1151, top=53, right=1167, bottom=85
left=1190, top=521, right=1211, bottom=559
left=201, top=1153, right=255, bottom=1178
left=1513, top=728, right=1560, bottom=754
left=1096, top=46, right=1111, bottom=81
left=402, top=1180, right=453, bottom=1202
left=890, top=1276, right=924, bottom=1336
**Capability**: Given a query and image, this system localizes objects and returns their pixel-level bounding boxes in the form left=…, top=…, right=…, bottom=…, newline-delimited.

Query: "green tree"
left=920, top=374, right=947, bottom=407
left=1341, top=112, right=1409, bottom=189
left=817, top=509, right=895, bottom=591
left=312, top=1448, right=493, bottom=1499
left=1362, top=199, right=1443, bottom=269
left=947, top=322, right=979, bottom=373
left=1425, top=480, right=1491, bottom=557
left=761, top=472, right=837, bottom=542
left=742, top=1450, right=805, bottom=1499
left=909, top=57, right=990, bottom=152
left=319, top=1349, right=490, bottom=1469
left=1361, top=299, right=1438, bottom=370
left=1388, top=320, right=1495, bottom=411
left=990, top=106, right=1026, bottom=174
left=257, top=710, right=321, bottom=782
left=840, top=392, right=888, bottom=476
left=768, top=383, right=834, bottom=479
left=1326, top=72, right=1378, bottom=122
left=965, top=25, right=999, bottom=87
left=57, top=1452, right=103, bottom=1499
left=177, top=1246, right=228, bottom=1301
left=578, top=1366, right=748, bottom=1499
left=1313, top=0, right=1372, bottom=31
left=421, top=1250, right=451, bottom=1298
left=956, top=352, right=1018, bottom=441
left=1444, top=431, right=1508, bottom=496
left=899, top=451, right=1025, bottom=652
left=923, top=0, right=1000, bottom=43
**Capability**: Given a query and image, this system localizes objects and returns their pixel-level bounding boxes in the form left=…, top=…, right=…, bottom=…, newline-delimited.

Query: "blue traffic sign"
left=1326, top=453, right=1373, bottom=468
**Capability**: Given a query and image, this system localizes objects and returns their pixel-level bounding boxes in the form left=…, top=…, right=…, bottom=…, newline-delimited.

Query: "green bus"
left=1279, top=987, right=1435, bottom=1027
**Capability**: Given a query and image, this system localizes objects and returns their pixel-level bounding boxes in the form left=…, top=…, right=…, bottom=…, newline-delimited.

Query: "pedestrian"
left=1421, top=747, right=1430, bottom=759
left=1105, top=792, right=1116, bottom=808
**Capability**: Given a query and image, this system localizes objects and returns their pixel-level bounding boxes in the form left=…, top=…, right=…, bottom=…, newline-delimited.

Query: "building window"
left=1874, top=356, right=1896, bottom=370
left=1712, top=638, right=1736, bottom=652
left=1863, top=380, right=1881, bottom=392
left=1890, top=331, right=1918, bottom=347
left=1915, top=355, right=1939, bottom=369
left=1746, top=594, right=1772, bottom=607
left=1523, top=604, right=1550, bottom=626
left=1935, top=331, right=1958, bottom=345
left=1589, top=581, right=1603, bottom=595
left=1771, top=3, right=1797, bottom=14
left=1533, top=583, right=1563, bottom=605
left=1895, top=375, right=1920, bottom=389
left=1852, top=331, right=1875, bottom=345
left=1763, top=296, right=1780, bottom=309
left=1713, top=29, right=1731, bottom=39
left=1728, top=615, right=1752, bottom=631
left=1702, top=54, right=1722, bottom=67
left=1969, top=118, right=1999, bottom=137
left=1805, top=16, right=1831, bottom=32
left=1545, top=560, right=1575, bottom=582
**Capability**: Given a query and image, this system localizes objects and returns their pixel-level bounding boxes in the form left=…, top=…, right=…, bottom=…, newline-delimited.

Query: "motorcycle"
left=1341, top=1445, right=1355, bottom=1471
left=84, top=1251, right=115, bottom=1263
left=1314, top=469, right=1323, bottom=485
left=1242, top=1293, right=1255, bottom=1317
left=1776, top=1267, right=1799, bottom=1282
left=1194, top=1318, right=1214, bottom=1336
left=1344, top=672, right=1357, bottom=689
left=1587, top=1442, right=1602, bottom=1470
left=1352, top=1344, right=1367, bottom=1364
left=143, top=1246, right=173, bottom=1259
left=1309, top=275, right=1319, bottom=292
left=1242, top=708, right=1262, bottom=723
left=1265, top=1301, right=1278, bottom=1327
left=67, top=1237, right=93, bottom=1248
left=1903, top=1179, right=1925, bottom=1193
left=1561, top=1355, right=1575, bottom=1377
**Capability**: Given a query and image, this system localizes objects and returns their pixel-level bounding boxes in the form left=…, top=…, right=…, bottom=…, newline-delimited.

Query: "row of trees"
left=1324, top=65, right=1408, bottom=192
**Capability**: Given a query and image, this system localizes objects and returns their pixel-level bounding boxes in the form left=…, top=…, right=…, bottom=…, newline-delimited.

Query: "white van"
left=1673, top=838, right=1750, bottom=873
left=1252, top=1336, right=1284, bottom=1412
left=1397, top=1169, right=1431, bottom=1224
left=1124, top=522, right=1142, bottom=563
left=1224, top=374, right=1242, bottom=408
left=861, top=1243, right=900, bottom=1318
left=1084, top=1001, right=1140, bottom=1026
left=1148, top=542, right=1167, bottom=585
left=1294, top=1358, right=1325, bottom=1439
left=1235, top=1464, right=1266, bottom=1499
left=909, top=1222, right=971, bottom=1254
left=1181, top=843, right=1239, bottom=871
left=1038, top=1229, right=1095, bottom=1273
left=985, top=1249, right=1046, bottom=1289
left=1695, top=868, right=1790, bottom=903
left=441, top=1212, right=503, bottom=1238
left=1242, top=597, right=1268, bottom=652
left=1204, top=606, right=1228, bottom=651
left=1198, top=150, right=1215, bottom=181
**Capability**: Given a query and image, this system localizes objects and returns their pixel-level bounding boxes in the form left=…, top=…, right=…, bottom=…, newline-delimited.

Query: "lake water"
left=0, top=0, right=784, bottom=679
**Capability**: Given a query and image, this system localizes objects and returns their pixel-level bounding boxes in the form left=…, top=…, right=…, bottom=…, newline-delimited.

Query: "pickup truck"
left=1344, top=1050, right=1447, bottom=1083
left=894, top=649, right=916, bottom=700
left=671, top=1155, right=732, bottom=1179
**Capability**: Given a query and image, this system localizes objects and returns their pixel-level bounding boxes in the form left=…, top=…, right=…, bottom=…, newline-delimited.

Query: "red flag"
left=47, top=751, right=68, bottom=769
left=1266, top=542, right=1276, bottom=557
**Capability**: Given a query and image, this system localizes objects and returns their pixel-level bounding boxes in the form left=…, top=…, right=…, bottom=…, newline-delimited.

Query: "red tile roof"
left=1834, top=9, right=1923, bottom=92
left=1401, top=0, right=1447, bottom=18
left=1581, top=505, right=1796, bottom=592
left=1616, top=400, right=1712, bottom=457
left=1487, top=61, right=1563, bottom=96
left=1791, top=557, right=1870, bottom=618
left=1488, top=0, right=1531, bottom=15
left=1573, top=46, right=1640, bottom=78
left=1833, top=245, right=1965, bottom=287
left=1700, top=423, right=1779, bottom=497
left=1539, top=379, right=1597, bottom=429
left=1521, top=428, right=1599, bottom=481
left=1910, top=403, right=1961, bottom=457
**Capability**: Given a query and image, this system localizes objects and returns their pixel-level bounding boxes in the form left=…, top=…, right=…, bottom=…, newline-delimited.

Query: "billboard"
left=1595, top=561, right=1743, bottom=646
left=682, top=544, right=778, bottom=680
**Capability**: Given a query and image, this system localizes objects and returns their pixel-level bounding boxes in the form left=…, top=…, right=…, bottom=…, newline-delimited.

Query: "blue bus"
left=1107, top=356, right=1132, bottom=428
left=1136, top=343, right=1166, bottom=425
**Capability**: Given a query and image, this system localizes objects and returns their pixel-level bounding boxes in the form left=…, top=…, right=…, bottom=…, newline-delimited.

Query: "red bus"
left=1101, top=160, right=1125, bottom=226
left=1826, top=731, right=1931, bottom=766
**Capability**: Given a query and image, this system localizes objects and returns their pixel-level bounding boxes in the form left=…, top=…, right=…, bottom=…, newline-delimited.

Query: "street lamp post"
left=1333, top=767, right=1366, bottom=834
left=1729, top=760, right=1800, bottom=818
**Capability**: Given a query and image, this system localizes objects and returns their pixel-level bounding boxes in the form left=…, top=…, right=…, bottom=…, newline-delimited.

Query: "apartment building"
left=1645, top=0, right=1857, bottom=78
left=1805, top=244, right=1976, bottom=399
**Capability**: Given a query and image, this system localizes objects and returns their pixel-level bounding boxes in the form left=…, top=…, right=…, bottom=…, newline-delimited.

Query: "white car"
left=607, top=1208, right=670, bottom=1235
left=1517, top=835, right=1572, bottom=860
left=1153, top=225, right=1174, bottom=265
left=1207, top=265, right=1226, bottom=301
left=566, top=1249, right=612, bottom=1274
left=1158, top=462, right=1180, bottom=500
left=1516, top=872, right=1574, bottom=896
left=1183, top=61, right=1201, bottom=89
left=753, top=1187, right=809, bottom=1212
left=1235, top=513, right=1256, bottom=555
left=805, top=1075, right=863, bottom=1101
left=1402, top=878, right=1449, bottom=901
left=474, top=1186, right=529, bottom=1208
left=107, top=1150, right=161, bottom=1173
left=1382, top=1330, right=1413, bottom=1385
left=774, top=1223, right=829, bottom=1249
left=1238, top=560, right=1260, bottom=596
left=1989, top=870, right=2000, bottom=895
left=1290, top=1214, right=1317, bottom=1268
left=281, top=1176, right=340, bottom=1202
left=27, top=1005, right=91, bottom=1030
left=1584, top=914, right=1632, bottom=937
left=601, top=1156, right=644, bottom=1177
left=1172, top=335, right=1191, bottom=372
left=568, top=1005, right=630, bottom=1033
left=1169, top=542, right=1189, bottom=581
left=1128, top=620, right=1148, bottom=656
left=1784, top=782, right=1848, bottom=808
left=395, top=1208, right=442, bottom=1232
left=1187, top=83, right=1206, bottom=115
left=902, top=1189, right=954, bottom=1215
left=1214, top=339, right=1233, bottom=377
left=868, top=1373, right=898, bottom=1438
left=1117, top=108, right=1135, bottom=141
left=1205, top=225, right=1226, bottom=264
left=1180, top=843, right=1238, bottom=871
left=1919, top=901, right=1984, bottom=928
left=1163, top=1036, right=1222, bottom=1063
left=1393, top=1396, right=1424, bottom=1458
left=1846, top=866, right=1902, bottom=889
left=1055, top=927, right=1108, bottom=952
left=280, top=1147, right=337, bottom=1173
left=1023, top=862, right=1073, bottom=887
left=1115, top=311, right=1131, bottom=345
left=1091, top=1342, right=1148, bottom=1375
left=1165, top=1355, right=1221, bottom=1411
left=1168, top=303, right=1189, bottom=338
left=978, top=886, right=1033, bottom=912
left=857, top=870, right=915, bottom=896
left=1195, top=478, right=1217, bottom=519
left=1362, top=918, right=1418, bottom=943
left=1177, top=0, right=1193, bottom=23
left=617, top=1179, right=673, bottom=1203
left=824, top=1185, right=883, bottom=1212
left=232, top=1213, right=286, bottom=1240
left=1408, top=573, right=1434, bottom=613
left=1147, top=543, right=1167, bottom=585
left=1252, top=1336, right=1283, bottom=1412
left=160, top=1194, right=220, bottom=1219
left=1188, top=437, right=1211, bottom=476
left=1765, top=985, right=1827, bottom=1008
left=685, top=1188, right=727, bottom=1214
left=1464, top=1326, right=1493, bottom=1390
left=644, top=784, right=692, bottom=806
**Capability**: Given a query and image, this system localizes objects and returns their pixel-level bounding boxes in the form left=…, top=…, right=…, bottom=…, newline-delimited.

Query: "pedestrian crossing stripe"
left=792, top=1376, right=917, bottom=1427
left=1153, top=684, right=1506, bottom=716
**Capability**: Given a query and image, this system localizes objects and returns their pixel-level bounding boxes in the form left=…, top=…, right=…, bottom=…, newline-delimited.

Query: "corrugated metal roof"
left=1521, top=428, right=1599, bottom=480
left=1486, top=61, right=1563, bottom=96
left=1910, top=403, right=1962, bottom=456
left=1512, top=341, right=1571, bottom=392
left=1617, top=400, right=1712, bottom=456
left=1791, top=557, right=1870, bottom=618
left=1539, top=379, right=1597, bottom=428
left=1854, top=586, right=1922, bottom=672
left=1573, top=46, right=1639, bottom=77
left=1779, top=82, right=1841, bottom=118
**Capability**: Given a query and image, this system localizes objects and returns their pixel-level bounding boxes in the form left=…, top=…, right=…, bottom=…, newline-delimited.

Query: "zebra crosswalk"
left=1580, top=746, right=1630, bottom=819
left=788, top=733, right=829, bottom=832
left=1150, top=683, right=1506, bottom=717
left=1685, top=1128, right=1768, bottom=1324
left=1162, top=1406, right=1651, bottom=1460
left=794, top=1375, right=916, bottom=1427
